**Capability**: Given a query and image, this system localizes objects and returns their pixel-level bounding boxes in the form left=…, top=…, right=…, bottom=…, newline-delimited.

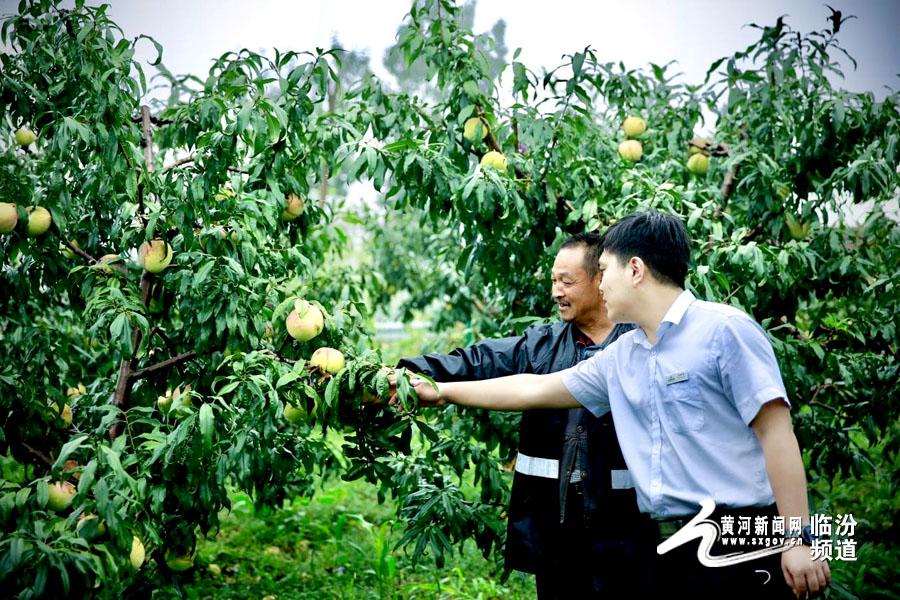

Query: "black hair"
left=601, top=212, right=690, bottom=288
left=560, top=232, right=603, bottom=278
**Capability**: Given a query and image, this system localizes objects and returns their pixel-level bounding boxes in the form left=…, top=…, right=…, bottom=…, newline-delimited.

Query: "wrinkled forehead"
left=551, top=263, right=583, bottom=279
left=552, top=246, right=589, bottom=273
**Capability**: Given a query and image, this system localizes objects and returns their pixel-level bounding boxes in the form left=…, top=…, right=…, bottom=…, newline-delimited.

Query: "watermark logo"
left=657, top=499, right=858, bottom=567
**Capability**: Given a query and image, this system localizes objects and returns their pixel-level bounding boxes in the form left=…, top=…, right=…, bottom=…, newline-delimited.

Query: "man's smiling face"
left=551, top=245, right=603, bottom=326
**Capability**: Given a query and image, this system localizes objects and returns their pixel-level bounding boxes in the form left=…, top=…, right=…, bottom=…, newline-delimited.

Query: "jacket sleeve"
left=396, top=327, right=545, bottom=381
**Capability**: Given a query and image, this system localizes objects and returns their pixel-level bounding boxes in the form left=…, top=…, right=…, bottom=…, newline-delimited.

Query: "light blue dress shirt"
left=561, top=290, right=789, bottom=518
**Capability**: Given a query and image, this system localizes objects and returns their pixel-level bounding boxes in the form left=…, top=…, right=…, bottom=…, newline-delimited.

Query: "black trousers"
left=652, top=504, right=798, bottom=599
left=534, top=483, right=656, bottom=599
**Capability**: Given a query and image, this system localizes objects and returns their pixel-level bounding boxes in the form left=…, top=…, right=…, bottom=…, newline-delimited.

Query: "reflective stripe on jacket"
left=397, top=321, right=646, bottom=573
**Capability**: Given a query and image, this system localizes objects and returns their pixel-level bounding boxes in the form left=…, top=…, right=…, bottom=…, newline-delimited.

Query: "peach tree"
left=1, top=0, right=897, bottom=597
left=0, top=1, right=422, bottom=595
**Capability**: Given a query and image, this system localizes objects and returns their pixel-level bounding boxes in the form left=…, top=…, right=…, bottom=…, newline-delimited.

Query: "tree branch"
left=715, top=130, right=749, bottom=204
left=512, top=117, right=520, bottom=152
left=741, top=222, right=767, bottom=243
left=110, top=273, right=152, bottom=421
left=131, top=113, right=172, bottom=126
left=318, top=82, right=339, bottom=208
left=713, top=142, right=739, bottom=201
left=151, top=326, right=177, bottom=355
left=809, top=399, right=841, bottom=415
left=163, top=155, right=195, bottom=172
left=130, top=351, right=199, bottom=381
left=110, top=106, right=156, bottom=439
left=410, top=103, right=442, bottom=128
left=159, top=155, right=247, bottom=175
left=150, top=326, right=187, bottom=379
left=136, top=106, right=155, bottom=227
left=140, top=106, right=155, bottom=176
left=51, top=226, right=98, bottom=264
left=471, top=105, right=531, bottom=183
left=118, top=139, right=134, bottom=171
left=471, top=297, right=501, bottom=318
left=21, top=442, right=54, bottom=468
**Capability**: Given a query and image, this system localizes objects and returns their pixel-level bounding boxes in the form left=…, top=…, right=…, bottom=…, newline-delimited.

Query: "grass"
left=145, top=466, right=898, bottom=599
left=148, top=332, right=539, bottom=598
left=150, top=477, right=536, bottom=600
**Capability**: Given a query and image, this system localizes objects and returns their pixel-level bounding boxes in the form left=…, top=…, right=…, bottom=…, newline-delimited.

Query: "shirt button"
left=576, top=425, right=584, bottom=433
left=581, top=470, right=587, bottom=479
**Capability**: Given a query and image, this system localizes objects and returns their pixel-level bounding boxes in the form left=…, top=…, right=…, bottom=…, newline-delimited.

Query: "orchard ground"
left=153, top=462, right=536, bottom=599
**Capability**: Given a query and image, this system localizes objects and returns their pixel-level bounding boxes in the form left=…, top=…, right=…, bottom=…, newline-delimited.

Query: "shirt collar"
left=574, top=328, right=595, bottom=347
left=661, top=289, right=696, bottom=326
left=630, top=289, right=696, bottom=347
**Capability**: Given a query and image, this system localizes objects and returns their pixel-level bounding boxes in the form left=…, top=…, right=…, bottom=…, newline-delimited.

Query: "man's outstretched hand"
left=410, top=375, right=444, bottom=407
left=387, top=373, right=445, bottom=408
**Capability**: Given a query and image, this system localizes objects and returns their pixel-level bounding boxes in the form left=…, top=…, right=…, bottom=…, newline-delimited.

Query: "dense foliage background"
left=1, top=0, right=897, bottom=597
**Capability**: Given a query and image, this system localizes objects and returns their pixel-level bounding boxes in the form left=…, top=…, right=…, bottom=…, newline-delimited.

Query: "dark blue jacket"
left=398, top=321, right=649, bottom=573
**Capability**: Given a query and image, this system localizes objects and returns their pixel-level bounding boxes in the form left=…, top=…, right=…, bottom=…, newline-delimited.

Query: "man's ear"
left=629, top=256, right=646, bottom=286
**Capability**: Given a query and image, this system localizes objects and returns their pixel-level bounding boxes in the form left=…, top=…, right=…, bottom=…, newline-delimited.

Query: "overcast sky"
left=1, top=0, right=897, bottom=100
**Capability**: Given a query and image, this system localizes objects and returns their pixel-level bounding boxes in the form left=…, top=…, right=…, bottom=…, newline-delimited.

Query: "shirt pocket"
left=662, top=376, right=704, bottom=433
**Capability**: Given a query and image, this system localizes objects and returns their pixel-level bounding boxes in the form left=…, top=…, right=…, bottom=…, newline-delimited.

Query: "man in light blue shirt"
left=562, top=288, right=786, bottom=519
left=408, top=211, right=830, bottom=597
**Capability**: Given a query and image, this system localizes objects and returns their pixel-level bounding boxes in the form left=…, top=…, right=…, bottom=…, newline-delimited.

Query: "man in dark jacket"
left=396, top=233, right=656, bottom=598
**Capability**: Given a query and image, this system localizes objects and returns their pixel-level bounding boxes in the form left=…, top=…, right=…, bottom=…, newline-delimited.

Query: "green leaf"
left=110, top=313, right=126, bottom=340
left=7, top=537, right=25, bottom=570
left=365, top=146, right=377, bottom=176
left=462, top=174, right=479, bottom=200
left=76, top=23, right=92, bottom=44
left=414, top=419, right=439, bottom=443
left=325, top=376, right=340, bottom=410
left=136, top=34, right=164, bottom=65
left=572, top=52, right=585, bottom=78
left=63, top=117, right=92, bottom=144
left=217, top=381, right=240, bottom=396
left=236, top=100, right=254, bottom=134
left=808, top=341, right=825, bottom=361
left=513, top=62, right=528, bottom=97
left=199, top=403, right=214, bottom=455
left=36, top=481, right=49, bottom=509
left=457, top=105, right=475, bottom=124
left=15, top=487, right=31, bottom=509
left=99, top=446, right=136, bottom=493
left=193, top=260, right=215, bottom=289
left=51, top=434, right=90, bottom=473
left=275, top=370, right=301, bottom=389
left=77, top=460, right=98, bottom=495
